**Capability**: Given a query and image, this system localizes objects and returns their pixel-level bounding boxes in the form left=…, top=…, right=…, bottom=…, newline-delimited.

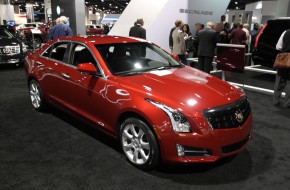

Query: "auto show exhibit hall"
left=1, top=0, right=290, bottom=189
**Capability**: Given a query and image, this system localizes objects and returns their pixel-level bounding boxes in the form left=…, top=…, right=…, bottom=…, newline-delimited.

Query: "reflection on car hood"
left=0, top=38, right=19, bottom=46
left=117, top=66, right=243, bottom=111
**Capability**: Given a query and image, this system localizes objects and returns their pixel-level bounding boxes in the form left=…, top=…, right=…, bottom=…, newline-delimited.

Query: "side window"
left=50, top=43, right=68, bottom=62
left=42, top=46, right=52, bottom=57
left=71, top=44, right=97, bottom=66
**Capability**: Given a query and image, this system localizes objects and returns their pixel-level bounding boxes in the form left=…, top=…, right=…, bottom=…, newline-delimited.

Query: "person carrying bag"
left=273, top=52, right=290, bottom=69
left=273, top=29, right=290, bottom=107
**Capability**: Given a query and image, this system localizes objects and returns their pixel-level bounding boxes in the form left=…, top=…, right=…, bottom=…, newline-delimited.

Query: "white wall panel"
left=109, top=0, right=229, bottom=52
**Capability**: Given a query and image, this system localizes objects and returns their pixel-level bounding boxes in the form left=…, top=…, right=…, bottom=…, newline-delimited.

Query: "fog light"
left=176, top=144, right=185, bottom=157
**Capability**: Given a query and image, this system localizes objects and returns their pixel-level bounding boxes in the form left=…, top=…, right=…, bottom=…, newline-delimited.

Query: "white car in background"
left=16, top=22, right=45, bottom=30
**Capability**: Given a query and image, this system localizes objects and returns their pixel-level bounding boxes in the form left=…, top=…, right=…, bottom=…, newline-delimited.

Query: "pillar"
left=26, top=3, right=35, bottom=23
left=51, top=0, right=85, bottom=35
left=275, top=0, right=290, bottom=18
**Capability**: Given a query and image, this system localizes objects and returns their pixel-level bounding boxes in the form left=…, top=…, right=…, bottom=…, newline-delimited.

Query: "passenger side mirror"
left=77, top=63, right=97, bottom=75
left=171, top=54, right=180, bottom=62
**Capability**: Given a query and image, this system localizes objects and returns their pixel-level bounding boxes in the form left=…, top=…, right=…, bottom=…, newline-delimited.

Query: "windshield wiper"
left=154, top=65, right=183, bottom=70
left=116, top=71, right=145, bottom=76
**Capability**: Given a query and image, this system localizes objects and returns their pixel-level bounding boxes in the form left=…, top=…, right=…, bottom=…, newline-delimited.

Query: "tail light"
left=254, top=23, right=267, bottom=48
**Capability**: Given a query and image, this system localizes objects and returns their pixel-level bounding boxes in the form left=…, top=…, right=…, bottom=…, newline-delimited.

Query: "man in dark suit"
left=196, top=22, right=218, bottom=74
left=129, top=18, right=146, bottom=39
left=129, top=18, right=146, bottom=57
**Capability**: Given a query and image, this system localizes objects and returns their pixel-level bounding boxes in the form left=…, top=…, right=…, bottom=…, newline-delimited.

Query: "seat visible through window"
left=76, top=48, right=96, bottom=65
left=51, top=47, right=66, bottom=61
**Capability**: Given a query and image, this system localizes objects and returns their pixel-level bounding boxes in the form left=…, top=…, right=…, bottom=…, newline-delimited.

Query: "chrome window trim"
left=39, top=40, right=106, bottom=79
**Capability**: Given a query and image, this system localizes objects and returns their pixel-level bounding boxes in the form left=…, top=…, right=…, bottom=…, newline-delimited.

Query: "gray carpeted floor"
left=0, top=65, right=289, bottom=190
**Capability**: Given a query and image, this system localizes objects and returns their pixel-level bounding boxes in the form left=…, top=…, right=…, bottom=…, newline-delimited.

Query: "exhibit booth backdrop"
left=109, top=0, right=230, bottom=52
left=0, top=4, right=14, bottom=25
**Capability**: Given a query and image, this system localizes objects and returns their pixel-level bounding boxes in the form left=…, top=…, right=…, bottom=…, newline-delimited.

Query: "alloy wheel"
left=121, top=123, right=151, bottom=165
left=30, top=81, right=41, bottom=109
left=29, top=80, right=45, bottom=111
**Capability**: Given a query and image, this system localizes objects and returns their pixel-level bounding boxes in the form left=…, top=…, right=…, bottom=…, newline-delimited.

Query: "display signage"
left=180, top=9, right=213, bottom=15
left=216, top=43, right=245, bottom=72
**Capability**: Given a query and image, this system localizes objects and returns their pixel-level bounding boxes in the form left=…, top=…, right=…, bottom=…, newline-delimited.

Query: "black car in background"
left=252, top=18, right=290, bottom=67
left=0, top=25, right=16, bottom=35
left=0, top=27, right=26, bottom=66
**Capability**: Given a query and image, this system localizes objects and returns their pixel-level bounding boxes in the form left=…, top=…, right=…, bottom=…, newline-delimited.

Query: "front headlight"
left=145, top=98, right=191, bottom=133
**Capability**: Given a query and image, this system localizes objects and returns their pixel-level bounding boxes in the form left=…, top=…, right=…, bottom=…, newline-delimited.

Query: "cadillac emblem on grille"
left=235, top=110, right=244, bottom=123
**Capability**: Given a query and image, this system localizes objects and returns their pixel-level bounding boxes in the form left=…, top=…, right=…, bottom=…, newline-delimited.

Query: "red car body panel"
left=24, top=35, right=253, bottom=164
left=86, top=27, right=103, bottom=35
left=18, top=27, right=48, bottom=42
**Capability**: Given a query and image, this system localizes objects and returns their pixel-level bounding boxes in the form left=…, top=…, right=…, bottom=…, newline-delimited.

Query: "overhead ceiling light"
left=235, top=2, right=238, bottom=4
left=256, top=2, right=262, bottom=9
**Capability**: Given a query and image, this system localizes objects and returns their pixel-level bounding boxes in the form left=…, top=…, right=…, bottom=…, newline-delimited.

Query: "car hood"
left=117, top=66, right=244, bottom=112
left=0, top=38, right=19, bottom=46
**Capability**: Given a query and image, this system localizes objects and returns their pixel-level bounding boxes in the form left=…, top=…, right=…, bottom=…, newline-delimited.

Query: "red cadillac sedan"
left=24, top=35, right=253, bottom=170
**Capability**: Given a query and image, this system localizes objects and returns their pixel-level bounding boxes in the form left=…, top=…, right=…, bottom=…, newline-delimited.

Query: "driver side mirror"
left=171, top=54, right=180, bottom=62
left=77, top=63, right=97, bottom=75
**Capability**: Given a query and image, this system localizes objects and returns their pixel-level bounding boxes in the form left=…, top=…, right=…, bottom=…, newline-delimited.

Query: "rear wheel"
left=120, top=118, right=159, bottom=170
left=29, top=79, right=46, bottom=111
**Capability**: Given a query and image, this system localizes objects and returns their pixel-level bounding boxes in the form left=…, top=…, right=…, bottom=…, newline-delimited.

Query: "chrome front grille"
left=202, top=96, right=251, bottom=129
left=0, top=46, right=21, bottom=55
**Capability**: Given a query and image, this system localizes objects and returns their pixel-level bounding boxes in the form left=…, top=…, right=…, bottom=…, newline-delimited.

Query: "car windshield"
left=96, top=42, right=182, bottom=75
left=0, top=29, right=14, bottom=39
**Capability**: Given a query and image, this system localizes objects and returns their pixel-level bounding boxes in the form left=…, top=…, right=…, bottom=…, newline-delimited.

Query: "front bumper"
left=0, top=53, right=25, bottom=64
left=157, top=112, right=253, bottom=163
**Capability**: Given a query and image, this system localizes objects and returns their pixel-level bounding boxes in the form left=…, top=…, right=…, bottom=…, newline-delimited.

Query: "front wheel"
left=29, top=79, right=46, bottom=111
left=120, top=118, right=160, bottom=170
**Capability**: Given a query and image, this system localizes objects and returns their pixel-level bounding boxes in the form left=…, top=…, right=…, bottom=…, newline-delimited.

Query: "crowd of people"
left=48, top=16, right=112, bottom=41
left=166, top=15, right=263, bottom=73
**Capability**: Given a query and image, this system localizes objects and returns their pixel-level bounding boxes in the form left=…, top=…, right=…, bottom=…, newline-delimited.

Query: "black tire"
left=120, top=117, right=160, bottom=170
left=29, top=79, right=46, bottom=111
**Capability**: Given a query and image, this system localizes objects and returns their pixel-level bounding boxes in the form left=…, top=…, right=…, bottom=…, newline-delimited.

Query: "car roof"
left=55, top=35, right=148, bottom=45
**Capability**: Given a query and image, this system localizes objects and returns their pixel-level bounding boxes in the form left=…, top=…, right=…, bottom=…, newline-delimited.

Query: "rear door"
left=37, top=42, right=69, bottom=105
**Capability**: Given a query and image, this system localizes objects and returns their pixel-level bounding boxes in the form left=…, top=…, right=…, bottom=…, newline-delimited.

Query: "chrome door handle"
left=36, top=61, right=43, bottom=67
left=61, top=73, right=70, bottom=80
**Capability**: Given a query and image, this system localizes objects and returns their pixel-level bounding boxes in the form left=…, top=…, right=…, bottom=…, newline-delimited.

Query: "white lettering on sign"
left=180, top=9, right=213, bottom=15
